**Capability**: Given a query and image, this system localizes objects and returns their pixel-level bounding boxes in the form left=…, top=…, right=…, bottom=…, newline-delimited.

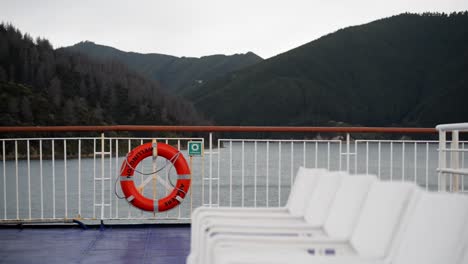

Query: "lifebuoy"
left=120, top=142, right=191, bottom=212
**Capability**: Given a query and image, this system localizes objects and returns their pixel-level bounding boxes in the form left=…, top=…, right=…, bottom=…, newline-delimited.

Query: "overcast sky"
left=1, top=0, right=467, bottom=58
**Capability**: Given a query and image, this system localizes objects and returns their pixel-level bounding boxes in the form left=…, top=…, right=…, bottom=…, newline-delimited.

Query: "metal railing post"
left=242, top=140, right=245, bottom=207
left=209, top=132, right=213, bottom=207
left=3, top=141, right=6, bottom=220
left=78, top=139, right=81, bottom=218
left=438, top=131, right=446, bottom=191
left=100, top=133, right=105, bottom=220
left=27, top=140, right=31, bottom=219
left=64, top=140, right=67, bottom=219
left=217, top=139, right=220, bottom=209
left=52, top=140, right=55, bottom=218
left=15, top=141, right=18, bottom=219
left=451, top=130, right=459, bottom=192
left=346, top=133, right=350, bottom=172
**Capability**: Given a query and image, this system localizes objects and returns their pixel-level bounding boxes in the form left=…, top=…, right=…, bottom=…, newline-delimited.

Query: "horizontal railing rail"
left=436, top=122, right=468, bottom=132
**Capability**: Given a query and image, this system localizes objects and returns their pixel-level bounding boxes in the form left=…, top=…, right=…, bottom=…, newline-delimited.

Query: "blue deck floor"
left=0, top=225, right=190, bottom=264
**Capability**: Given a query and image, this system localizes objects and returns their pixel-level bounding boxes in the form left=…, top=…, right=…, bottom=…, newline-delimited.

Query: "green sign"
left=188, top=141, right=203, bottom=156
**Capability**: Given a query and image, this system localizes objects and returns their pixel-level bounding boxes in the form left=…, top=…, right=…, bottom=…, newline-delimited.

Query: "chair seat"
left=214, top=246, right=381, bottom=264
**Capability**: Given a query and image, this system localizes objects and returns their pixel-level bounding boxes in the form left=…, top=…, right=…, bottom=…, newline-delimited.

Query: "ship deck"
left=0, top=224, right=190, bottom=264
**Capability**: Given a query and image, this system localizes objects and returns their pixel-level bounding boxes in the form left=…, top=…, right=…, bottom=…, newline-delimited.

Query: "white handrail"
left=436, top=123, right=468, bottom=131
left=437, top=122, right=468, bottom=192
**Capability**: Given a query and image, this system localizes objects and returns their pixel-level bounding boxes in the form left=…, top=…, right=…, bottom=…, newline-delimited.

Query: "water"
left=0, top=141, right=466, bottom=221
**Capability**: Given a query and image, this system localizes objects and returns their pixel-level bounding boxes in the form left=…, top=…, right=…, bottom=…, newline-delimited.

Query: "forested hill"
left=187, top=12, right=468, bottom=127
left=65, top=41, right=263, bottom=94
left=0, top=24, right=207, bottom=127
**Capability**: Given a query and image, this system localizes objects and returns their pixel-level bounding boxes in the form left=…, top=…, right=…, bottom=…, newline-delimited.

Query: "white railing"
left=212, top=139, right=342, bottom=208
left=437, top=123, right=468, bottom=193
left=353, top=140, right=439, bottom=189
left=0, top=125, right=466, bottom=224
left=0, top=135, right=204, bottom=223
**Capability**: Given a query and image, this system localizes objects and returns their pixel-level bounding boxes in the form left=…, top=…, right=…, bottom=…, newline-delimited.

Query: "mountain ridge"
left=64, top=41, right=263, bottom=94
left=0, top=23, right=207, bottom=127
left=187, top=12, right=468, bottom=127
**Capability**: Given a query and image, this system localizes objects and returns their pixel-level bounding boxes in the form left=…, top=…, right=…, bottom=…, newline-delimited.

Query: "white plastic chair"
left=187, top=167, right=327, bottom=264
left=211, top=191, right=468, bottom=264
left=460, top=239, right=468, bottom=264
left=208, top=181, right=418, bottom=263
left=189, top=170, right=348, bottom=264
left=198, top=173, right=377, bottom=264
left=389, top=193, right=468, bottom=264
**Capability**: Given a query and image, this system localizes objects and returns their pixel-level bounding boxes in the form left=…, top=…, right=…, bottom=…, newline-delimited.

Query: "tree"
left=0, top=66, right=6, bottom=82
left=0, top=23, right=207, bottom=127
left=20, top=97, right=33, bottom=122
left=36, top=37, right=53, bottom=50
left=79, top=79, right=87, bottom=98
left=35, top=63, right=47, bottom=89
left=8, top=64, right=15, bottom=81
left=0, top=36, right=8, bottom=61
left=21, top=60, right=30, bottom=83
left=48, top=76, right=62, bottom=107
left=8, top=97, right=19, bottom=115
left=93, top=103, right=104, bottom=121
left=63, top=99, right=76, bottom=124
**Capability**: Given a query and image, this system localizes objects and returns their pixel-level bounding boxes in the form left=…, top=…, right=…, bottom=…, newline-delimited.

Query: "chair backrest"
left=458, top=225, right=468, bottom=264
left=391, top=192, right=468, bottom=264
left=461, top=247, right=468, bottom=264
left=286, top=167, right=328, bottom=216
left=303, top=171, right=346, bottom=226
left=349, top=181, right=417, bottom=258
left=322, top=174, right=377, bottom=239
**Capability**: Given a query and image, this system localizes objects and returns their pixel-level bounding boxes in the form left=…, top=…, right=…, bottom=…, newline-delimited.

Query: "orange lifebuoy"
left=120, top=142, right=191, bottom=212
